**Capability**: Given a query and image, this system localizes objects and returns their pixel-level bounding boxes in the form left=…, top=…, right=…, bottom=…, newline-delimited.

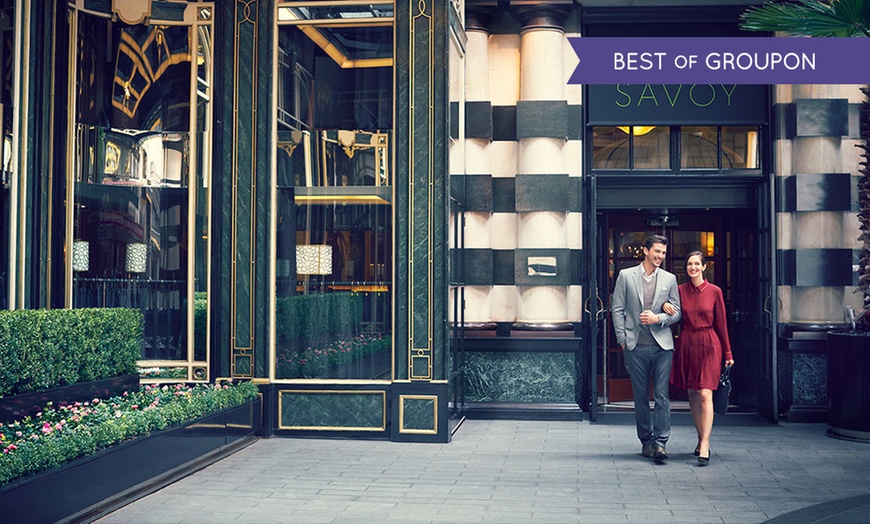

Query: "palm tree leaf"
left=741, top=0, right=870, bottom=37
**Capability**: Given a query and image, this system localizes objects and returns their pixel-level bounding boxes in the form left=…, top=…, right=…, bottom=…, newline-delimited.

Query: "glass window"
left=592, top=126, right=629, bottom=170
left=69, top=7, right=212, bottom=381
left=0, top=2, right=13, bottom=310
left=275, top=9, right=393, bottom=381
left=592, top=125, right=760, bottom=173
left=592, top=126, right=669, bottom=170
left=633, top=126, right=669, bottom=169
left=722, top=126, right=759, bottom=169
left=681, top=126, right=718, bottom=169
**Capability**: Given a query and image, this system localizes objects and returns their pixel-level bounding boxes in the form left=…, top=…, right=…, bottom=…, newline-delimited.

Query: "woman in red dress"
left=664, top=251, right=735, bottom=465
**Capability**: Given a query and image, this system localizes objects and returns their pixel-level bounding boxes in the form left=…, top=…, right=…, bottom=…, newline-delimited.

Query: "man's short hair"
left=644, top=234, right=668, bottom=250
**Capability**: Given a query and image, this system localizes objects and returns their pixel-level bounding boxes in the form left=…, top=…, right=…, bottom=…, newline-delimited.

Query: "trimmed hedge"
left=275, top=293, right=362, bottom=348
left=0, top=308, right=142, bottom=398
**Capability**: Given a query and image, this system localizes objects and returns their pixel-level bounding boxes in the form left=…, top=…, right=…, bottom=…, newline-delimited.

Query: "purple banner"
left=568, top=37, right=870, bottom=85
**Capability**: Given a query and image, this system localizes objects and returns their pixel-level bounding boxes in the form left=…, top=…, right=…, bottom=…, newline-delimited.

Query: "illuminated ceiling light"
left=617, top=126, right=656, bottom=136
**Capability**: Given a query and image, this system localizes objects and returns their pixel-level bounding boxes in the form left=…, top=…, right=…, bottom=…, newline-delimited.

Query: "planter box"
left=0, top=397, right=262, bottom=523
left=827, top=331, right=870, bottom=442
left=0, top=374, right=140, bottom=424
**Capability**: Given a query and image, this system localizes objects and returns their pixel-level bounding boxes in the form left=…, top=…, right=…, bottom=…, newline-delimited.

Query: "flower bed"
left=0, top=380, right=259, bottom=486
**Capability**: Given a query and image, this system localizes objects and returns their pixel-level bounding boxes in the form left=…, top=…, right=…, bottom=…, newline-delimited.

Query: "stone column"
left=459, top=10, right=494, bottom=327
left=775, top=84, right=863, bottom=325
left=513, top=7, right=570, bottom=330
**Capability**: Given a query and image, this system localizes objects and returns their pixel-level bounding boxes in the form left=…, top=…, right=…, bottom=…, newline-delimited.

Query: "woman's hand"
left=725, top=359, right=735, bottom=367
left=662, top=302, right=677, bottom=316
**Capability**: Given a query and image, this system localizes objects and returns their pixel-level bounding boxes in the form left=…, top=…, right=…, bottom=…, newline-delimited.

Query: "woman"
left=662, top=251, right=735, bottom=466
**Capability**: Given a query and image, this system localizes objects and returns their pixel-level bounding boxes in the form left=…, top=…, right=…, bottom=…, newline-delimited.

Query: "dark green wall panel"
left=465, top=351, right=576, bottom=403
left=279, top=391, right=386, bottom=430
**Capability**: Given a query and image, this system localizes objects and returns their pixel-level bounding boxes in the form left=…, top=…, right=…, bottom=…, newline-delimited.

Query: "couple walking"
left=610, top=234, right=735, bottom=466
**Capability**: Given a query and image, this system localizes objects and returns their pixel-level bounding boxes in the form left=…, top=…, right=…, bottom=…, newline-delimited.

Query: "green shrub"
left=275, top=293, right=362, bottom=348
left=0, top=308, right=142, bottom=398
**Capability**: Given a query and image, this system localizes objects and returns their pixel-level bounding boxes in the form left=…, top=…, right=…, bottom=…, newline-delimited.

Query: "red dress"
left=671, top=280, right=733, bottom=391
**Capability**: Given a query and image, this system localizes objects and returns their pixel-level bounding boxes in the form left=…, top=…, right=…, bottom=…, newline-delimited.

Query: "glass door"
left=600, top=211, right=723, bottom=408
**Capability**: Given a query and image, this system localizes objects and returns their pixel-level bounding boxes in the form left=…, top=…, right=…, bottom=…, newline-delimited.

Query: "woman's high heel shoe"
left=697, top=450, right=711, bottom=466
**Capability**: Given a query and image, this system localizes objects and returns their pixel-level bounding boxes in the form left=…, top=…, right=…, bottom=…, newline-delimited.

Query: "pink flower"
left=131, top=405, right=139, bottom=410
left=15, top=431, right=22, bottom=437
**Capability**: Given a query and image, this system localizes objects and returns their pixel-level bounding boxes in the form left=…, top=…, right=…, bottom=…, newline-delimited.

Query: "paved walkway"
left=96, top=417, right=870, bottom=523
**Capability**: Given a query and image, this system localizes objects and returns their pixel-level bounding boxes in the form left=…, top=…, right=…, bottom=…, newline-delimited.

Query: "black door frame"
left=584, top=176, right=777, bottom=420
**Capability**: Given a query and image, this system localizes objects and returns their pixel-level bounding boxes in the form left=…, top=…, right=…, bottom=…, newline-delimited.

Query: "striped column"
left=459, top=11, right=495, bottom=326
left=486, top=12, right=521, bottom=324
left=775, top=84, right=863, bottom=323
left=514, top=7, right=570, bottom=328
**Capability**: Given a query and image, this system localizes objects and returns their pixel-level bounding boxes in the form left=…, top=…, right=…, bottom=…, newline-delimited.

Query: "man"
left=610, top=234, right=681, bottom=461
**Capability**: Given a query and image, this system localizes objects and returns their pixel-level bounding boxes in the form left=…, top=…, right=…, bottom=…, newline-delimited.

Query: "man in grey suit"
left=611, top=234, right=681, bottom=460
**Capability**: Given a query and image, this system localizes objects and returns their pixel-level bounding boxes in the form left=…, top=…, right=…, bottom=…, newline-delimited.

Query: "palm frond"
left=741, top=0, right=870, bottom=37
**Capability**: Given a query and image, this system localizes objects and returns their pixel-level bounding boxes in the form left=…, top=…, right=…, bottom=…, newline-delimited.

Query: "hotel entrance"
left=588, top=207, right=772, bottom=419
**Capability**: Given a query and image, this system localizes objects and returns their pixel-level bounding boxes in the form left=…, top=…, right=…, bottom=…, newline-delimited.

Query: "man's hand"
left=639, top=310, right=661, bottom=325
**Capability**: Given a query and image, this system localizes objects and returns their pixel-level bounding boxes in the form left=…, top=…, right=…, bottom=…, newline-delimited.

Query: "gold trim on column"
left=64, top=5, right=78, bottom=309
left=231, top=0, right=258, bottom=378
left=398, top=394, right=437, bottom=434
left=407, top=0, right=433, bottom=380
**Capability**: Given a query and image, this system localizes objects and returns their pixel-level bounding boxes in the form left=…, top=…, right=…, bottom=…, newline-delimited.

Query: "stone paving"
left=95, top=417, right=870, bottom=523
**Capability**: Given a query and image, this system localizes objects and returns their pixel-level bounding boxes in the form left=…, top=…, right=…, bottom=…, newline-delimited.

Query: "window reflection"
left=681, top=126, right=718, bottom=169
left=70, top=8, right=211, bottom=377
left=722, top=126, right=759, bottom=169
left=0, top=2, right=13, bottom=310
left=681, top=126, right=759, bottom=169
left=73, top=126, right=191, bottom=360
left=275, top=19, right=393, bottom=380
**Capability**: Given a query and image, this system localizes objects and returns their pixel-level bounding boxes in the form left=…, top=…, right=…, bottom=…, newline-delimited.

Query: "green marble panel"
left=280, top=391, right=386, bottom=430
left=410, top=0, right=433, bottom=352
left=411, top=355, right=430, bottom=379
left=232, top=6, right=257, bottom=347
left=402, top=397, right=436, bottom=431
left=465, top=352, right=575, bottom=403
left=234, top=354, right=251, bottom=377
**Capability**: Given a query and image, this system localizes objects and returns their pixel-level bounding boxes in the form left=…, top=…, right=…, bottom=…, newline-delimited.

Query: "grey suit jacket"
left=610, top=264, right=682, bottom=351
